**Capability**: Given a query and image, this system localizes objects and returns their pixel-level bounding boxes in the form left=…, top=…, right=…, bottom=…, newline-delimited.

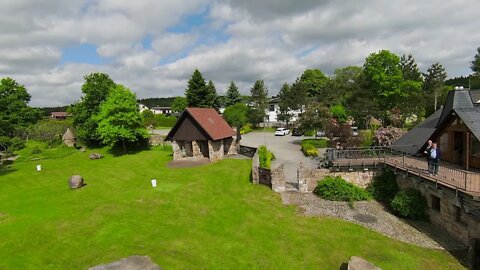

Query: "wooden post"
left=466, top=132, right=470, bottom=170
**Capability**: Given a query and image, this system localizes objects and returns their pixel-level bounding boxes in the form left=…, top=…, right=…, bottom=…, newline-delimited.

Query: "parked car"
left=291, top=128, right=304, bottom=136
left=275, top=128, right=290, bottom=136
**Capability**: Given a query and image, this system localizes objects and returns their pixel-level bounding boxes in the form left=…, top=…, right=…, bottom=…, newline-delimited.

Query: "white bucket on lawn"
left=151, top=179, right=157, bottom=187
left=36, top=165, right=42, bottom=171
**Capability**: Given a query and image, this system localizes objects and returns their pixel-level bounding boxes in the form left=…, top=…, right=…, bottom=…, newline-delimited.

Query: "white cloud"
left=0, top=0, right=479, bottom=106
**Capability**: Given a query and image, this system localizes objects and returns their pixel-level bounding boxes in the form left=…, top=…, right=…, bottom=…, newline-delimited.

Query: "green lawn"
left=0, top=147, right=464, bottom=269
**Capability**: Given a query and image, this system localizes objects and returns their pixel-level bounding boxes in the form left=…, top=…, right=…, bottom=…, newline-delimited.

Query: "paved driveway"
left=240, top=132, right=319, bottom=169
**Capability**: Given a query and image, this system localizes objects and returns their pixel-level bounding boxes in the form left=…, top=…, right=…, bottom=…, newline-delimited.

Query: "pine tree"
left=225, top=81, right=242, bottom=106
left=423, top=62, right=447, bottom=115
left=248, top=80, right=268, bottom=126
left=185, top=69, right=217, bottom=108
left=400, top=54, right=423, bottom=82
left=277, top=83, right=292, bottom=124
left=471, top=47, right=480, bottom=76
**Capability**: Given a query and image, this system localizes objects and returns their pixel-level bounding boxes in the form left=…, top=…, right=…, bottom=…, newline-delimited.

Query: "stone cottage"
left=166, top=108, right=237, bottom=162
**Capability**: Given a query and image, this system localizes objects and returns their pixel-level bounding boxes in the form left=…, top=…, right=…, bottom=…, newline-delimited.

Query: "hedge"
left=258, top=145, right=275, bottom=169
left=314, top=176, right=371, bottom=201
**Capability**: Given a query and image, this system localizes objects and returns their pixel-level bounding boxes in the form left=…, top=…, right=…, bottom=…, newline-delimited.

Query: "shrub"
left=28, top=120, right=73, bottom=147
left=258, top=145, right=275, bottom=169
left=240, top=124, right=253, bottom=135
left=390, top=188, right=426, bottom=219
left=372, top=126, right=406, bottom=146
left=314, top=176, right=372, bottom=201
left=156, top=144, right=173, bottom=152
left=367, top=169, right=399, bottom=204
left=302, top=139, right=328, bottom=148
left=301, top=143, right=318, bottom=157
left=156, top=114, right=177, bottom=127
left=0, top=136, right=26, bottom=152
left=303, top=130, right=315, bottom=136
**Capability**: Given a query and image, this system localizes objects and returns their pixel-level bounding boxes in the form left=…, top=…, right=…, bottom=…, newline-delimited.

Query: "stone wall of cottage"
left=208, top=140, right=224, bottom=162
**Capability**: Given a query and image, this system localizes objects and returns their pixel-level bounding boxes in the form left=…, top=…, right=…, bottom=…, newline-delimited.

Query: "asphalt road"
left=240, top=131, right=319, bottom=169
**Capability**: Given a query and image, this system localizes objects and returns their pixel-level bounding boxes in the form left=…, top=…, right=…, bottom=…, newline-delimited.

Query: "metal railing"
left=325, top=145, right=480, bottom=194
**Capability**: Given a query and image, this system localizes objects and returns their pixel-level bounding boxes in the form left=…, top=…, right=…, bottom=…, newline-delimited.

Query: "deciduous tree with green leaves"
left=96, top=85, right=148, bottom=153
left=248, top=79, right=268, bottom=127
left=223, top=103, right=249, bottom=142
left=277, top=83, right=293, bottom=125
left=0, top=78, right=40, bottom=148
left=299, top=69, right=330, bottom=100
left=171, top=96, right=187, bottom=113
left=225, top=81, right=242, bottom=106
left=70, top=73, right=116, bottom=145
left=297, top=102, right=331, bottom=137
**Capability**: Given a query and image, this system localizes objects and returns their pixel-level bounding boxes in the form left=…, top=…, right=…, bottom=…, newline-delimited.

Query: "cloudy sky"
left=1, top=0, right=479, bottom=107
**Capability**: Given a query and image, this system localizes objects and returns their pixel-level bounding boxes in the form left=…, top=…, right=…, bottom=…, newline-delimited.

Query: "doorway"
left=471, top=238, right=480, bottom=270
left=453, top=132, right=464, bottom=166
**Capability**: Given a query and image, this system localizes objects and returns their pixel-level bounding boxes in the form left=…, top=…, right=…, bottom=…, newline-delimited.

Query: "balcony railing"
left=326, top=146, right=480, bottom=195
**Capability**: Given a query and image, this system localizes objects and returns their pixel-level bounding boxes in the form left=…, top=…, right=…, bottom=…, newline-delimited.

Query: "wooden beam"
left=466, top=132, right=470, bottom=170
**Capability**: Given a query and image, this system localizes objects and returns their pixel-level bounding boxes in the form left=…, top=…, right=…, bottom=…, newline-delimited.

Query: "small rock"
left=80, top=147, right=86, bottom=152
left=89, top=153, right=103, bottom=160
left=69, top=175, right=84, bottom=189
left=348, top=256, right=381, bottom=270
left=89, top=255, right=162, bottom=270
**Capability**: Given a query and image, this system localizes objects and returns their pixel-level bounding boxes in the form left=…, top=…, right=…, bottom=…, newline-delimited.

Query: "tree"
left=206, top=80, right=219, bottom=109
left=400, top=54, right=423, bottom=82
left=471, top=47, right=480, bottom=76
left=277, top=83, right=293, bottom=124
left=297, top=102, right=331, bottom=137
left=141, top=109, right=157, bottom=127
left=225, top=81, right=242, bottom=106
left=290, top=79, right=308, bottom=111
left=423, top=62, right=447, bottom=116
left=96, top=85, right=148, bottom=153
left=171, top=96, right=187, bottom=113
left=0, top=78, right=39, bottom=139
left=299, top=69, right=330, bottom=99
left=363, top=50, right=405, bottom=124
left=248, top=80, right=268, bottom=126
left=70, top=72, right=116, bottom=145
left=223, top=103, right=249, bottom=142
left=330, top=104, right=348, bottom=124
left=331, top=66, right=363, bottom=106
left=185, top=69, right=217, bottom=108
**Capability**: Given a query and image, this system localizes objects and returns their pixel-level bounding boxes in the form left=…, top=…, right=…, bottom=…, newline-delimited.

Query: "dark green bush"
left=367, top=169, right=399, bottom=204
left=390, top=188, right=426, bottom=219
left=156, top=114, right=177, bottom=127
left=258, top=145, right=275, bottom=169
left=314, top=176, right=372, bottom=201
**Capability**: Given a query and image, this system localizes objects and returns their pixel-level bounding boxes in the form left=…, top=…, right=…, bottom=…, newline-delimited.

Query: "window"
left=455, top=206, right=468, bottom=226
left=269, top=104, right=275, bottom=112
left=471, top=134, right=480, bottom=157
left=431, top=195, right=441, bottom=212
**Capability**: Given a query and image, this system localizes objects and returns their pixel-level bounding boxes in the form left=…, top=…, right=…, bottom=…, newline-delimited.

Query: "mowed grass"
left=0, top=147, right=464, bottom=269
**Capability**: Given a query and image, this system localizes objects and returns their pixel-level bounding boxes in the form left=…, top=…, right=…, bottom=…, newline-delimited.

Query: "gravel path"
left=281, top=192, right=467, bottom=250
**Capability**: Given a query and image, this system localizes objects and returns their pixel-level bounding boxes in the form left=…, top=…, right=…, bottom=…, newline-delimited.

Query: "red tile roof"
left=186, top=108, right=235, bottom=141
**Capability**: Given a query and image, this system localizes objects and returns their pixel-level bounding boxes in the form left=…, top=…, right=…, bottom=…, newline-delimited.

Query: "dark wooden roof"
left=166, top=108, right=235, bottom=141
left=392, top=89, right=480, bottom=155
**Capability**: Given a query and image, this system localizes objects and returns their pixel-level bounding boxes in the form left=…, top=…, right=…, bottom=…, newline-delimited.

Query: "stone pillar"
left=192, top=141, right=202, bottom=159
left=271, top=164, right=286, bottom=193
left=298, top=163, right=309, bottom=193
left=208, top=140, right=224, bottom=162
left=252, top=149, right=260, bottom=184
left=172, top=141, right=182, bottom=160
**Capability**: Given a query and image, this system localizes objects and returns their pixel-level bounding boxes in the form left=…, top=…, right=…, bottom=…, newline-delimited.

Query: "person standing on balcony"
left=425, top=140, right=433, bottom=173
left=429, top=143, right=441, bottom=176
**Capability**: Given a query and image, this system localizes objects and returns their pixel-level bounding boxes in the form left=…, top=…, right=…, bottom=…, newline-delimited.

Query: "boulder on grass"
left=348, top=256, right=381, bottom=270
left=69, top=175, right=84, bottom=189
left=89, top=153, right=103, bottom=160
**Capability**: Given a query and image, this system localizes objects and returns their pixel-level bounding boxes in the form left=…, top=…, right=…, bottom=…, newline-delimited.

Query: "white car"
left=275, top=128, right=290, bottom=136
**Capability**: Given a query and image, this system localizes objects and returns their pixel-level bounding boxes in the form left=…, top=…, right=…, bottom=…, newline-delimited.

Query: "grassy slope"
left=0, top=148, right=464, bottom=270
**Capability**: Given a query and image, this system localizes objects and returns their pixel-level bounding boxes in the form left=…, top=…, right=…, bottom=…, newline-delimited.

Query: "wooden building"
left=166, top=108, right=237, bottom=162
left=393, top=88, right=480, bottom=170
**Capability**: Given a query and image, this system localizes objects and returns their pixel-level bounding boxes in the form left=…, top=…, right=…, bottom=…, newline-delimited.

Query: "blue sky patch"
left=60, top=43, right=105, bottom=65
left=167, top=7, right=209, bottom=33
